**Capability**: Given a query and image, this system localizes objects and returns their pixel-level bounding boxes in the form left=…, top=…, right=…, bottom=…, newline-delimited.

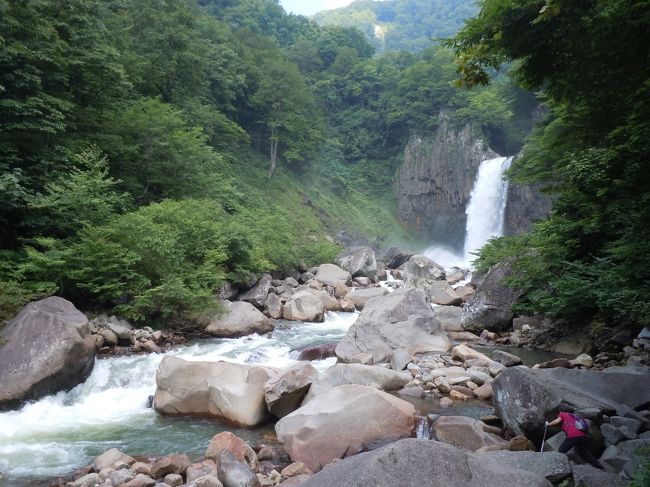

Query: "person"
left=546, top=404, right=604, bottom=469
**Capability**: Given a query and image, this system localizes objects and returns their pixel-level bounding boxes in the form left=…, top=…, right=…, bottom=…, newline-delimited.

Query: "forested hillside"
left=314, top=0, right=478, bottom=52
left=0, top=0, right=528, bottom=328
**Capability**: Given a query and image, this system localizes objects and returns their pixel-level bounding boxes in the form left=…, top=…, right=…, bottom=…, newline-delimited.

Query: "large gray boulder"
left=282, top=290, right=325, bottom=322
left=205, top=301, right=273, bottom=338
left=217, top=450, right=260, bottom=487
left=335, top=288, right=451, bottom=364
left=571, top=464, right=627, bottom=487
left=433, top=306, right=463, bottom=332
left=154, top=356, right=273, bottom=427
left=429, top=281, right=463, bottom=306
left=275, top=385, right=415, bottom=472
left=431, top=416, right=507, bottom=452
left=478, top=451, right=571, bottom=483
left=492, top=366, right=650, bottom=437
left=299, top=439, right=553, bottom=487
left=239, top=274, right=273, bottom=310
left=383, top=247, right=413, bottom=269
left=0, top=297, right=96, bottom=409
left=345, top=287, right=389, bottom=310
left=264, top=363, right=318, bottom=418
left=462, top=259, right=521, bottom=331
left=335, top=247, right=377, bottom=279
left=402, top=255, right=446, bottom=289
left=302, top=363, right=412, bottom=403
left=314, top=264, right=351, bottom=287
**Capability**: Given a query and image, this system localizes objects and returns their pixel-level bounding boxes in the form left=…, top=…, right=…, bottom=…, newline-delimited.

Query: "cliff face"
left=394, top=117, right=497, bottom=250
left=504, top=183, right=553, bottom=235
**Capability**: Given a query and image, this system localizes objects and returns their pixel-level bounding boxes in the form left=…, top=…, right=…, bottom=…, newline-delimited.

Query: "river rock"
left=383, top=247, right=413, bottom=269
left=429, top=281, right=462, bottom=306
left=192, top=475, right=224, bottom=487
left=264, top=363, right=318, bottom=418
left=110, top=469, right=135, bottom=486
left=312, top=290, right=340, bottom=312
left=335, top=288, right=451, bottom=364
left=455, top=285, right=476, bottom=302
left=290, top=342, right=337, bottom=361
left=206, top=432, right=258, bottom=471
left=492, top=366, right=650, bottom=437
left=282, top=290, right=325, bottom=322
left=345, top=287, right=389, bottom=310
left=478, top=451, right=571, bottom=483
left=206, top=301, right=273, bottom=338
left=0, top=297, right=96, bottom=409
left=335, top=247, right=377, bottom=279
left=432, top=306, right=463, bottom=332
left=492, top=350, right=524, bottom=367
left=276, top=384, right=415, bottom=472
left=217, top=450, right=260, bottom=487
left=451, top=344, right=493, bottom=363
left=239, top=274, right=273, bottom=309
left=402, top=255, right=446, bottom=290
left=151, top=454, right=191, bottom=478
left=265, top=293, right=283, bottom=319
left=164, top=473, right=184, bottom=487
left=570, top=354, right=594, bottom=368
left=154, top=356, right=273, bottom=427
left=314, top=264, right=351, bottom=287
left=95, top=448, right=135, bottom=471
left=432, top=416, right=507, bottom=452
left=299, top=438, right=552, bottom=487
left=302, top=363, right=412, bottom=403
left=390, top=349, right=412, bottom=370
left=461, top=259, right=521, bottom=331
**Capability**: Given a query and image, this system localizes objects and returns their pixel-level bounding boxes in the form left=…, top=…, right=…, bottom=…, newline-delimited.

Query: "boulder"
left=298, top=439, right=553, bottom=487
left=570, top=354, right=594, bottom=368
left=461, top=259, right=521, bottom=332
left=192, top=475, right=224, bottom=487
left=383, top=247, right=413, bottom=269
left=264, top=363, right=318, bottom=418
left=217, top=450, right=260, bottom=487
left=339, top=297, right=356, bottom=312
left=571, top=464, right=627, bottom=487
left=432, top=306, right=463, bottom=332
left=312, top=290, right=340, bottom=312
left=154, top=356, right=273, bottom=427
left=492, top=350, right=524, bottom=367
left=432, top=416, right=507, bottom=451
left=390, top=349, right=412, bottom=371
left=314, top=264, right=351, bottom=287
left=94, top=448, right=136, bottom=471
left=454, top=285, right=476, bottom=302
left=164, top=473, right=184, bottom=487
left=474, top=383, right=493, bottom=400
left=492, top=366, right=650, bottom=437
left=239, top=274, right=273, bottom=309
left=205, top=432, right=258, bottom=471
left=282, top=291, right=325, bottom=322
left=448, top=331, right=481, bottom=341
left=333, top=283, right=349, bottom=298
left=290, top=342, right=337, bottom=361
left=429, top=281, right=463, bottom=306
left=218, top=282, right=239, bottom=301
left=151, top=453, right=191, bottom=478
left=0, top=297, right=96, bottom=409
left=265, top=293, right=283, bottom=319
left=335, top=247, right=377, bottom=279
left=451, top=344, right=493, bottom=363
left=478, top=451, right=571, bottom=483
left=302, top=363, right=411, bottom=403
left=206, top=301, right=273, bottom=338
left=401, top=255, right=446, bottom=291
left=335, top=288, right=451, bottom=364
left=345, top=287, right=389, bottom=310
left=275, top=385, right=415, bottom=472
left=599, top=438, right=650, bottom=472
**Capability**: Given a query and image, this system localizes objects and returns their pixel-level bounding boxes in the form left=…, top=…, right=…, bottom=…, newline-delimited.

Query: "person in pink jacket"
left=546, top=404, right=604, bottom=469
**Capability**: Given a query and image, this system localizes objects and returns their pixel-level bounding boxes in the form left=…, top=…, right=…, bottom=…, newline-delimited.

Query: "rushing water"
left=0, top=312, right=359, bottom=485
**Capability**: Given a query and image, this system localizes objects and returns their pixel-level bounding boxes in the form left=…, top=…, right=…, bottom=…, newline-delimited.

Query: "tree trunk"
left=268, top=127, right=278, bottom=179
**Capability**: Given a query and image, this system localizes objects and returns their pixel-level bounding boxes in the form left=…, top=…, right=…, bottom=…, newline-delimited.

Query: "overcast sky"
left=279, top=0, right=355, bottom=16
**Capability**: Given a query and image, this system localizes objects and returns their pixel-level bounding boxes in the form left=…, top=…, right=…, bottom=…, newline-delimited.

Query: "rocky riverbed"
left=1, top=247, right=649, bottom=487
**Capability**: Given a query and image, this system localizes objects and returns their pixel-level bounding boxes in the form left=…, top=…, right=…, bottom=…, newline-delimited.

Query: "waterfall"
left=463, top=156, right=513, bottom=260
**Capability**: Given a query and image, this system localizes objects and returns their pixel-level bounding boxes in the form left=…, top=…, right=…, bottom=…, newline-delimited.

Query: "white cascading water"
left=0, top=312, right=359, bottom=483
left=463, top=156, right=513, bottom=260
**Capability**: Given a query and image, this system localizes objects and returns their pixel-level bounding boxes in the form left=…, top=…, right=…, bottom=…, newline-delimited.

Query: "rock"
left=290, top=342, right=337, bottom=361
left=339, top=297, right=355, bottom=312
left=478, top=451, right=571, bottom=483
left=285, top=277, right=300, bottom=288
left=206, top=301, right=273, bottom=338
left=455, top=285, right=476, bottom=303
left=440, top=397, right=454, bottom=408
left=282, top=291, right=325, bottom=322
left=601, top=423, right=626, bottom=445
left=151, top=454, right=191, bottom=478
left=335, top=247, right=377, bottom=279
left=98, top=328, right=119, bottom=347
left=276, top=385, right=416, bottom=472
left=278, top=475, right=311, bottom=487
left=264, top=363, right=318, bottom=418
left=599, top=438, right=650, bottom=472
left=432, top=306, right=463, bottom=332
left=492, top=366, right=650, bottom=437
left=609, top=416, right=642, bottom=434
left=314, top=264, right=351, bottom=287
left=298, top=438, right=552, bottom=487
left=132, top=463, right=152, bottom=475
left=432, top=416, right=507, bottom=452
left=280, top=462, right=313, bottom=477
left=302, top=363, right=411, bottom=403
left=98, top=314, right=134, bottom=342
left=95, top=448, right=136, bottom=471
left=570, top=354, right=594, bottom=368
left=461, top=259, right=521, bottom=332
left=335, top=288, right=451, bottom=364
left=390, top=349, right=412, bottom=371
left=154, top=356, right=273, bottom=427
left=571, top=464, right=627, bottom=487
left=451, top=344, right=493, bottom=363
left=110, top=469, right=136, bottom=486
left=434, top=376, right=451, bottom=394
left=0, top=297, right=96, bottom=408
left=507, top=436, right=535, bottom=451
left=312, top=290, right=340, bottom=312
left=474, top=383, right=493, bottom=400
left=142, top=340, right=162, bottom=354
left=429, top=281, right=462, bottom=306
left=164, top=473, right=184, bottom=487
left=187, top=466, right=216, bottom=483
left=70, top=473, right=101, bottom=487
left=217, top=450, right=260, bottom=487
left=205, top=432, right=258, bottom=471
left=345, top=287, right=389, bottom=310
left=402, top=255, right=446, bottom=291
left=535, top=358, right=571, bottom=369
left=448, top=331, right=481, bottom=341
left=399, top=385, right=426, bottom=397
left=383, top=247, right=413, bottom=269
left=333, top=283, right=349, bottom=298
left=265, top=293, right=283, bottom=319
left=446, top=267, right=466, bottom=285
left=450, top=389, right=469, bottom=401
left=124, top=474, right=157, bottom=487
left=492, top=350, right=524, bottom=367
left=192, top=475, right=225, bottom=487
left=239, top=274, right=273, bottom=309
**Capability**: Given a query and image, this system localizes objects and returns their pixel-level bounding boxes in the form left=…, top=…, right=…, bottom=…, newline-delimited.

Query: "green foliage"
left=627, top=447, right=650, bottom=487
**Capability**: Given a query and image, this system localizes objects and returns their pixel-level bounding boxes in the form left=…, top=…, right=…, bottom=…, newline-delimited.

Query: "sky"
left=279, top=0, right=355, bottom=16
